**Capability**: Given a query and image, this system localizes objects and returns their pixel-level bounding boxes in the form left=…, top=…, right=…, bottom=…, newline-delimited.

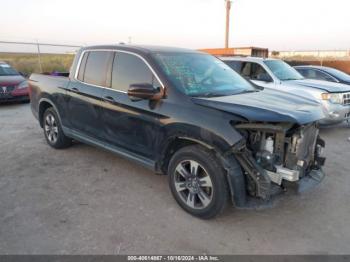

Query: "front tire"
left=168, top=145, right=229, bottom=219
left=43, top=107, right=72, bottom=149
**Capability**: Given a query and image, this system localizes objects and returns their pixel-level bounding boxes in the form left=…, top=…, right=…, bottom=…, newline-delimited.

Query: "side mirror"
left=256, top=73, right=273, bottom=82
left=19, top=72, right=29, bottom=78
left=127, top=83, right=164, bottom=101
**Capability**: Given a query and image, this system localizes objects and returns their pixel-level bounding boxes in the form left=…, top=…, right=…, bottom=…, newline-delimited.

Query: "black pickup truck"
left=29, top=45, right=326, bottom=218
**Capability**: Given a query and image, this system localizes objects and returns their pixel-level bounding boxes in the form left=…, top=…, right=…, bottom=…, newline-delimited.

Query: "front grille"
left=343, top=92, right=350, bottom=105
left=0, top=86, right=15, bottom=93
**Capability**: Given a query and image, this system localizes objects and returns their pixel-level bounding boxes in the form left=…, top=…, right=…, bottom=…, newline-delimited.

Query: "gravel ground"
left=0, top=103, right=349, bottom=255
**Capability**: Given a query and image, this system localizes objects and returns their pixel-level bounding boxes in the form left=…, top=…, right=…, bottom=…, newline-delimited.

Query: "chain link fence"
left=0, top=40, right=83, bottom=76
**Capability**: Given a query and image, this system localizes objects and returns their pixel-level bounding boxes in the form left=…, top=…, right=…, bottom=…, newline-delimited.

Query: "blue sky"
left=1, top=0, right=350, bottom=52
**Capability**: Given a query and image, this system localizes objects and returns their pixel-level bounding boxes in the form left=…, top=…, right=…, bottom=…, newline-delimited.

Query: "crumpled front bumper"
left=319, top=100, right=350, bottom=125
left=232, top=168, right=326, bottom=210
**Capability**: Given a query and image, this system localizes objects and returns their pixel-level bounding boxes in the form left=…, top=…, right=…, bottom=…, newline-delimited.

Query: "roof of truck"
left=294, top=65, right=329, bottom=70
left=82, top=44, right=201, bottom=55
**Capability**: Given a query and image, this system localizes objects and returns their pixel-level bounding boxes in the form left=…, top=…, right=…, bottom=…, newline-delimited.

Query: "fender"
left=38, top=98, right=63, bottom=128
left=155, top=123, right=241, bottom=170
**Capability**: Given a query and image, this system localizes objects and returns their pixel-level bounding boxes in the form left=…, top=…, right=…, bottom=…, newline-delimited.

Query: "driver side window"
left=241, top=62, right=272, bottom=82
left=314, top=70, right=337, bottom=82
left=111, top=53, right=161, bottom=92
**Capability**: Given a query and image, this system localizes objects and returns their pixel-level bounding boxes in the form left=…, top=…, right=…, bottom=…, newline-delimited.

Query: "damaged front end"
left=231, top=122, right=326, bottom=204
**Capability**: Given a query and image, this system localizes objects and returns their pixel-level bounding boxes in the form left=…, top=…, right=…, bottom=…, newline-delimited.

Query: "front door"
left=100, top=51, right=164, bottom=159
left=239, top=62, right=277, bottom=89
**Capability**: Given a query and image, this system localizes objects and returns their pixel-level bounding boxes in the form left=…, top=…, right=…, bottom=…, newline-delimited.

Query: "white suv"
left=221, top=56, right=350, bottom=125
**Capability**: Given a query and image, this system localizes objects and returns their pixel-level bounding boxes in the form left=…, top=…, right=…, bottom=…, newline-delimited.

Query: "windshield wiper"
left=192, top=89, right=259, bottom=98
left=282, top=78, right=302, bottom=81
left=235, top=89, right=259, bottom=94
left=199, top=92, right=225, bottom=98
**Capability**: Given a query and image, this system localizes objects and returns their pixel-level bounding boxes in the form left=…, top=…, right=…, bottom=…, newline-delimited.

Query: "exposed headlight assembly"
left=17, top=81, right=29, bottom=89
left=321, top=93, right=343, bottom=104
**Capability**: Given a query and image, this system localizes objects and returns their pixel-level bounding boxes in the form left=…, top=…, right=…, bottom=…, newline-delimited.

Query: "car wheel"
left=168, top=145, right=229, bottom=219
left=43, top=107, right=72, bottom=149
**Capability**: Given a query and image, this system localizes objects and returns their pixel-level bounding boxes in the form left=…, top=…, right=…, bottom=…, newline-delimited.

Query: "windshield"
left=0, top=63, right=19, bottom=76
left=153, top=52, right=255, bottom=97
left=323, top=67, right=350, bottom=82
left=264, top=60, right=304, bottom=81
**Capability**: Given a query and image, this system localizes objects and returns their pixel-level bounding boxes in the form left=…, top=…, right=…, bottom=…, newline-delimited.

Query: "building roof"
left=199, top=47, right=269, bottom=56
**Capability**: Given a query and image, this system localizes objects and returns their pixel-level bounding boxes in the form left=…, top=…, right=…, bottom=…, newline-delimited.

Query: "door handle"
left=71, top=87, right=80, bottom=93
left=103, top=96, right=116, bottom=104
left=58, top=86, right=68, bottom=91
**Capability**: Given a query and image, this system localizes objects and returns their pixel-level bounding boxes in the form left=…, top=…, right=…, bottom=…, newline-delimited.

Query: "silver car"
left=221, top=57, right=350, bottom=125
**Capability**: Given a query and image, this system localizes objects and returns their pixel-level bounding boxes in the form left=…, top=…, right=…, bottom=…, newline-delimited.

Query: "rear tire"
left=43, top=107, right=72, bottom=149
left=168, top=145, right=229, bottom=219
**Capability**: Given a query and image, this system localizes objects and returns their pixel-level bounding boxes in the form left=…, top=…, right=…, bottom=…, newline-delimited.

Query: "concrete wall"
left=273, top=50, right=350, bottom=59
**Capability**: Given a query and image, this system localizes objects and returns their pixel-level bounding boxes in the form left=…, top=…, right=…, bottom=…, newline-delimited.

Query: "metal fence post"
left=36, top=40, right=43, bottom=73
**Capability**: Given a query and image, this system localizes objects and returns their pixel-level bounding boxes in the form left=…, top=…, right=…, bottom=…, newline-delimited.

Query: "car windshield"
left=323, top=67, right=350, bottom=82
left=0, top=63, right=19, bottom=76
left=152, top=52, right=255, bottom=97
left=264, top=60, right=304, bottom=81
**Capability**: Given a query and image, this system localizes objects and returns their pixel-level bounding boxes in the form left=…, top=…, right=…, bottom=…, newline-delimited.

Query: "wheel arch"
left=38, top=98, right=62, bottom=128
left=155, top=123, right=236, bottom=175
left=157, top=136, right=215, bottom=174
left=155, top=124, right=248, bottom=208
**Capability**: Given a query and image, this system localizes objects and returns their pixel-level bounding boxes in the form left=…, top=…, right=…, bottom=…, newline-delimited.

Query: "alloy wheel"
left=44, top=113, right=58, bottom=144
left=173, top=160, right=213, bottom=209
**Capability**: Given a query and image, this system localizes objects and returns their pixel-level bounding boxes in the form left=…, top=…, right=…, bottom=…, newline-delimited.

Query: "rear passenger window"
left=112, top=53, right=160, bottom=92
left=83, top=51, right=113, bottom=86
left=77, top=52, right=89, bottom=81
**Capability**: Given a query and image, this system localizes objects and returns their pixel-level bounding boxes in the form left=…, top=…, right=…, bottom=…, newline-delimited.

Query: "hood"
left=192, top=88, right=325, bottom=125
left=340, top=80, right=350, bottom=86
left=0, top=75, right=26, bottom=86
left=286, top=79, right=350, bottom=93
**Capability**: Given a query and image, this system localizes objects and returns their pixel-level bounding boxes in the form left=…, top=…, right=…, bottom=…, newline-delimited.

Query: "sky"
left=1, top=0, right=350, bottom=53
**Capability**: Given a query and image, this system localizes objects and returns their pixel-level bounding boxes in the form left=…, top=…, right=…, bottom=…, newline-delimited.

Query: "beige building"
left=199, top=47, right=269, bottom=58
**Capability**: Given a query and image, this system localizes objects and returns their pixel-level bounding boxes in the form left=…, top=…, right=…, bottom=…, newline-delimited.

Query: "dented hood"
left=192, top=88, right=325, bottom=125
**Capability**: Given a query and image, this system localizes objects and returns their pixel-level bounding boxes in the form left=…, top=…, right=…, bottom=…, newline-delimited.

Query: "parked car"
left=294, top=65, right=350, bottom=85
left=0, top=61, right=30, bottom=103
left=221, top=57, right=350, bottom=125
left=29, top=45, right=326, bottom=218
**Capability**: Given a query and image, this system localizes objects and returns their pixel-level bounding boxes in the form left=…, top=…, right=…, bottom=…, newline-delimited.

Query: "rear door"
left=100, top=51, right=164, bottom=159
left=66, top=50, right=114, bottom=140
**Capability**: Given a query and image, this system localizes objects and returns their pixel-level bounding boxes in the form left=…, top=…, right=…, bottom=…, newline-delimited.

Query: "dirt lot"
left=0, top=103, right=349, bottom=255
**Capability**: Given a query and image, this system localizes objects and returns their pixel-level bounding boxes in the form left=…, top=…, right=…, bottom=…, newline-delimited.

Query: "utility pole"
left=225, top=0, right=232, bottom=49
